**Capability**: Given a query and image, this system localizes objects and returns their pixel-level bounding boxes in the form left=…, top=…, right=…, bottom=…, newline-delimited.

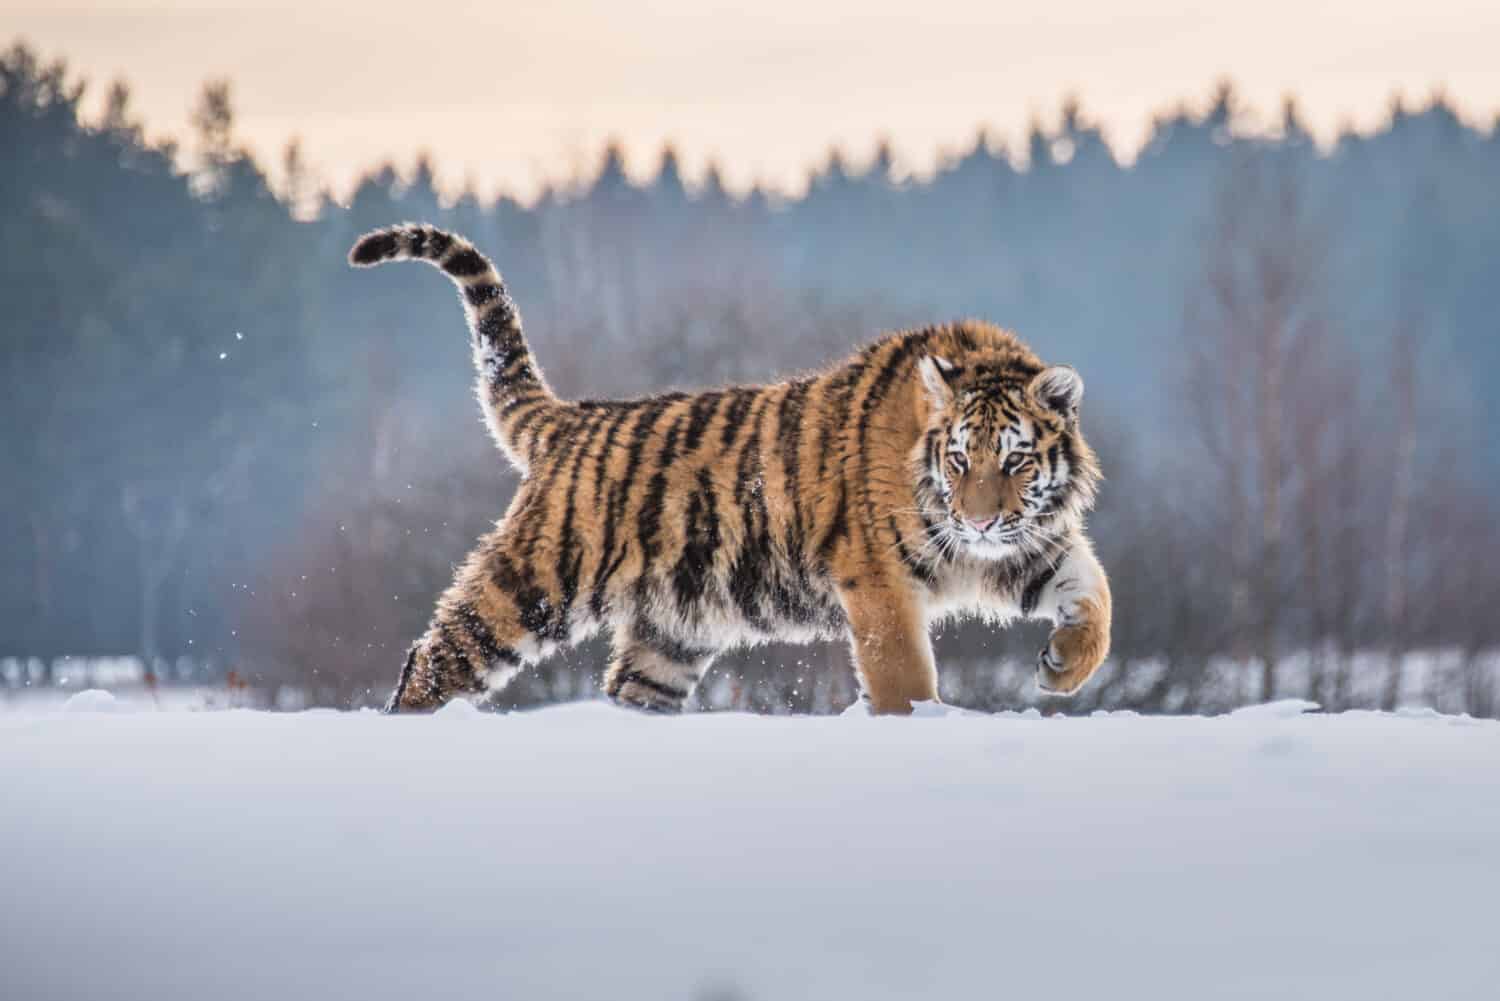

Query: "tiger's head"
left=914, top=352, right=1100, bottom=560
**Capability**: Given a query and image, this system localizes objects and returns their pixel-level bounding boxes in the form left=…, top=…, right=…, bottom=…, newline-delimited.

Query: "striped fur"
left=350, top=225, right=1112, bottom=715
left=349, top=223, right=554, bottom=472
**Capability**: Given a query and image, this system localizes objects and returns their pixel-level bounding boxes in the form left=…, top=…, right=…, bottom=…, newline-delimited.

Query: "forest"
left=3, top=39, right=1498, bottom=714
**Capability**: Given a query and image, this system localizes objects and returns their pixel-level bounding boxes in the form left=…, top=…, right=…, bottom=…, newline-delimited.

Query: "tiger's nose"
left=966, top=515, right=999, bottom=533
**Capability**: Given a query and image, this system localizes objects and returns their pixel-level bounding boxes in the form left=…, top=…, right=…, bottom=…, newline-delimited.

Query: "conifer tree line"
left=4, top=40, right=1498, bottom=713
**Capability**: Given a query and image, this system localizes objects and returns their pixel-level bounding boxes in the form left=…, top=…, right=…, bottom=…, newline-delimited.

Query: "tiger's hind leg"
left=386, top=540, right=581, bottom=713
left=386, top=598, right=537, bottom=713
left=385, top=609, right=530, bottom=713
left=602, top=621, right=717, bottom=714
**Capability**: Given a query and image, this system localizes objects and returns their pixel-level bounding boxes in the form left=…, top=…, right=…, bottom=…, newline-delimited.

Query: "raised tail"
left=349, top=223, right=559, bottom=471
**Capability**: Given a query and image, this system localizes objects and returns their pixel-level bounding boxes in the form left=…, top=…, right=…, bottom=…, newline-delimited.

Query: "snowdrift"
left=3, top=699, right=1497, bottom=1000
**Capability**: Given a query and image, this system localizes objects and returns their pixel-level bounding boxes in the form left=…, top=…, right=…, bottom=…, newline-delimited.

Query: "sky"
left=9, top=1, right=1500, bottom=201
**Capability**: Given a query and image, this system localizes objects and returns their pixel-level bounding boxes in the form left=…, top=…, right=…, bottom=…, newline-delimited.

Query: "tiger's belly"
left=631, top=553, right=849, bottom=651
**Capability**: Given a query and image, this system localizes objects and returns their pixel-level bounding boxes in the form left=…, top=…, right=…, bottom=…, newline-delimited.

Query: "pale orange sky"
left=9, top=1, right=1500, bottom=201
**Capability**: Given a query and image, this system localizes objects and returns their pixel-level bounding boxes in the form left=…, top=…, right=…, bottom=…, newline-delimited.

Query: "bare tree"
left=1183, top=152, right=1337, bottom=702
left=1380, top=328, right=1418, bottom=709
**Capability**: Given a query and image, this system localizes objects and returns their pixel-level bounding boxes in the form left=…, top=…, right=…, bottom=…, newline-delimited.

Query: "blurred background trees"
left=3, top=39, right=1498, bottom=714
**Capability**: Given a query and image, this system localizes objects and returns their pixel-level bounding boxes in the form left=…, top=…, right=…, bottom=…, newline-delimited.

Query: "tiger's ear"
left=916, top=355, right=960, bottom=414
left=1029, top=365, right=1084, bottom=421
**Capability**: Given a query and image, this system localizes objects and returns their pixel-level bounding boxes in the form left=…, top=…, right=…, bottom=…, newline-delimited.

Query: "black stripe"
left=507, top=400, right=555, bottom=445
left=455, top=602, right=508, bottom=666
left=498, top=392, right=547, bottom=420
left=489, top=550, right=554, bottom=639
left=1034, top=437, right=1079, bottom=517
left=889, top=514, right=937, bottom=586
left=615, top=399, right=676, bottom=522
left=613, top=668, right=689, bottom=702
left=497, top=349, right=530, bottom=377
left=589, top=546, right=629, bottom=620
left=817, top=481, right=849, bottom=561
left=385, top=645, right=419, bottom=712
left=517, top=411, right=586, bottom=563
left=924, top=428, right=941, bottom=474
left=859, top=335, right=920, bottom=429
left=553, top=407, right=610, bottom=634
left=733, top=391, right=769, bottom=509
left=583, top=405, right=640, bottom=618
left=984, top=555, right=1026, bottom=596
left=682, top=390, right=726, bottom=453
left=673, top=468, right=721, bottom=616
left=728, top=393, right=773, bottom=629
left=636, top=411, right=688, bottom=575
left=504, top=362, right=539, bottom=389
left=428, top=229, right=454, bottom=258
left=514, top=587, right=553, bottom=639
left=1021, top=563, right=1060, bottom=616
left=443, top=247, right=489, bottom=278
left=719, top=388, right=756, bottom=447
left=432, top=622, right=481, bottom=691
left=351, top=231, right=398, bottom=265
left=777, top=379, right=812, bottom=560
left=591, top=403, right=636, bottom=506
left=408, top=226, right=428, bottom=259
left=465, top=283, right=504, bottom=308
left=816, top=366, right=860, bottom=478
left=477, top=302, right=519, bottom=341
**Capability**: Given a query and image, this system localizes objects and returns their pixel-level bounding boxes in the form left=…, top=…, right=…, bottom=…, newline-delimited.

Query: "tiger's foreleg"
left=1028, top=536, right=1112, bottom=696
left=838, top=579, right=939, bottom=714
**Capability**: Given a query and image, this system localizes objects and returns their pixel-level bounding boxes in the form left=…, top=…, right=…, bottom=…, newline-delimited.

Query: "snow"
left=3, top=701, right=1498, bottom=1001
left=1227, top=697, right=1321, bottom=718
left=59, top=688, right=121, bottom=713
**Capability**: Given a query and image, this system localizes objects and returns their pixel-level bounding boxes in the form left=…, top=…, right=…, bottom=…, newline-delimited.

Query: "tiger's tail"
left=349, top=223, right=560, bottom=471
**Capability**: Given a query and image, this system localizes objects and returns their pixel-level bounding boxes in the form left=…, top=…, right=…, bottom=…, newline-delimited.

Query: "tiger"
left=349, top=223, right=1111, bottom=715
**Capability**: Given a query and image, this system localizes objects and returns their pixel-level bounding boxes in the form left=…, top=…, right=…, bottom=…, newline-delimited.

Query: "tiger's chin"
left=954, top=522, right=1065, bottom=562
left=960, top=535, right=1029, bottom=561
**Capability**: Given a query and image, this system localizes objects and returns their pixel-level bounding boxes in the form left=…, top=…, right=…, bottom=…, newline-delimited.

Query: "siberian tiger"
left=350, top=224, right=1110, bottom=715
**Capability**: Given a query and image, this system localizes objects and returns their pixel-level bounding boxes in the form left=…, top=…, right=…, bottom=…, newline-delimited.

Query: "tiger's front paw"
left=1035, top=597, right=1110, bottom=697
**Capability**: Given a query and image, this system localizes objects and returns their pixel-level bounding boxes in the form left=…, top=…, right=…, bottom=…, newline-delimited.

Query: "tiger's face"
left=916, top=355, right=1097, bottom=559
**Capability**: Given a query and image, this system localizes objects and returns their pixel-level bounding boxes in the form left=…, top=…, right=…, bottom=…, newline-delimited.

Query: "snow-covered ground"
left=3, top=697, right=1498, bottom=1001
